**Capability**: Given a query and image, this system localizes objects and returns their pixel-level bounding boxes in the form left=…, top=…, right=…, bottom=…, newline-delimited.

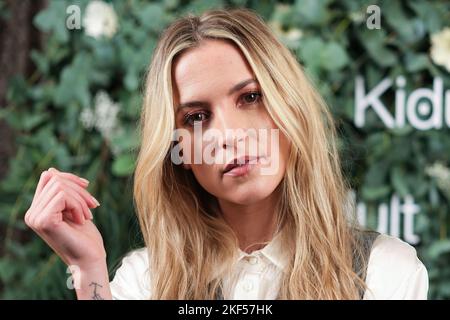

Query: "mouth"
left=222, top=155, right=260, bottom=177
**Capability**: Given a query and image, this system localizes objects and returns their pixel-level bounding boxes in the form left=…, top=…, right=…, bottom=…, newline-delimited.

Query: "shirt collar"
left=236, top=232, right=289, bottom=271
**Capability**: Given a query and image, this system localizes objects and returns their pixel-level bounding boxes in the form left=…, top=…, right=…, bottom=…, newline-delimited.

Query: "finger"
left=26, top=176, right=62, bottom=226
left=61, top=193, right=85, bottom=225
left=62, top=178, right=100, bottom=209
left=32, top=171, right=52, bottom=204
left=25, top=170, right=50, bottom=224
left=62, top=181, right=93, bottom=220
left=33, top=178, right=86, bottom=225
left=31, top=191, right=70, bottom=250
left=63, top=211, right=75, bottom=222
left=32, top=175, right=64, bottom=216
left=33, top=191, right=74, bottom=234
left=48, top=167, right=90, bottom=187
left=32, top=174, right=97, bottom=224
left=34, top=174, right=70, bottom=211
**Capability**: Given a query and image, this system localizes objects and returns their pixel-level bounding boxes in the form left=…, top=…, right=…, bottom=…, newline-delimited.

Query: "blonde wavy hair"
left=133, top=8, right=369, bottom=299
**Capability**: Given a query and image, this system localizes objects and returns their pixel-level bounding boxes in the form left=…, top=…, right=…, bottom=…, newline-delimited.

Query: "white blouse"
left=109, top=233, right=429, bottom=300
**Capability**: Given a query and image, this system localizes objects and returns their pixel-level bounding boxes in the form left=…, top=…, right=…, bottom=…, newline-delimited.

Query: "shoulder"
left=364, top=234, right=429, bottom=299
left=109, top=247, right=151, bottom=300
left=117, top=247, right=149, bottom=267
left=370, top=234, right=419, bottom=272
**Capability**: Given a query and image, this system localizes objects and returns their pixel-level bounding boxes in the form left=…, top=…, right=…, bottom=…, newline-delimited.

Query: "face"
left=172, top=39, right=290, bottom=205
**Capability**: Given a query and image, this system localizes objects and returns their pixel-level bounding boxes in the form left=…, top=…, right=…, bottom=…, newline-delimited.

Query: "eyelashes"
left=239, top=91, right=262, bottom=105
left=182, top=91, right=262, bottom=127
left=183, top=111, right=210, bottom=126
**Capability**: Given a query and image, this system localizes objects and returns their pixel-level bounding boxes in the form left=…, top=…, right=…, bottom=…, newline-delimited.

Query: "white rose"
left=83, top=0, right=118, bottom=39
left=430, top=27, right=450, bottom=73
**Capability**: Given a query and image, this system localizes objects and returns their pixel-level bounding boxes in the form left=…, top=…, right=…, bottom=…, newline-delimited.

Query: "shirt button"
left=248, top=256, right=258, bottom=265
left=243, top=281, right=254, bottom=291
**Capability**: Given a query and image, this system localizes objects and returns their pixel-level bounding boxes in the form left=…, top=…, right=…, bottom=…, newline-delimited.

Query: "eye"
left=238, top=91, right=262, bottom=106
left=183, top=111, right=210, bottom=126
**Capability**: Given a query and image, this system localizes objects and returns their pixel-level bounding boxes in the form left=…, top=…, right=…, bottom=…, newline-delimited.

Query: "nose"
left=222, top=130, right=246, bottom=149
left=210, top=104, right=250, bottom=150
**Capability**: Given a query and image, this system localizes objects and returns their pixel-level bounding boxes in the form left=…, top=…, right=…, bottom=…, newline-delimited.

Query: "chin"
left=220, top=180, right=277, bottom=205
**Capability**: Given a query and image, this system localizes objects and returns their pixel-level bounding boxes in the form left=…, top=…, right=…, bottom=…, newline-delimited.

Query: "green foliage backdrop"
left=1, top=0, right=450, bottom=299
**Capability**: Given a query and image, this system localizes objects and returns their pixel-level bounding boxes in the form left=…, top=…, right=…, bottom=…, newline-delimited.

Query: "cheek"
left=190, top=163, right=222, bottom=196
left=189, top=134, right=220, bottom=180
left=279, top=132, right=291, bottom=161
left=261, top=117, right=290, bottom=177
left=178, top=134, right=203, bottom=164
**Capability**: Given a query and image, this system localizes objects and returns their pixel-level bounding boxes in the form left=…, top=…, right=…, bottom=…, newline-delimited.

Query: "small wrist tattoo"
left=89, top=282, right=104, bottom=300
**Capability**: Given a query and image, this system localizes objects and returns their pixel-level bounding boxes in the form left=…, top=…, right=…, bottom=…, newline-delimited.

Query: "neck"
left=218, top=187, right=281, bottom=254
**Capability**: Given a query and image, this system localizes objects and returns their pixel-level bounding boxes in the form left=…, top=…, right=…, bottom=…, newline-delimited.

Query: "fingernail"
left=89, top=210, right=93, bottom=219
left=80, top=178, right=90, bottom=185
left=92, top=196, right=100, bottom=207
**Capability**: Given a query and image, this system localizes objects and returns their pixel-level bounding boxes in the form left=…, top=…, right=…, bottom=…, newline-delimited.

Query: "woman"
left=24, top=8, right=428, bottom=300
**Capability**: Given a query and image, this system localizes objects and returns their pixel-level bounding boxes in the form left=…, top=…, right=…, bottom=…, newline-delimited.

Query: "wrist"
left=67, top=253, right=107, bottom=272
left=77, top=258, right=108, bottom=273
left=69, top=259, right=112, bottom=300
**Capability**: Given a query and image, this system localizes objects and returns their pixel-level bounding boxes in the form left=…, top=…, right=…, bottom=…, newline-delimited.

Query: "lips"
left=222, top=155, right=259, bottom=174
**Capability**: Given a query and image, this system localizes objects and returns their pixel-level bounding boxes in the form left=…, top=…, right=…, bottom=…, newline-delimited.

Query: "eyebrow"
left=176, top=78, right=258, bottom=111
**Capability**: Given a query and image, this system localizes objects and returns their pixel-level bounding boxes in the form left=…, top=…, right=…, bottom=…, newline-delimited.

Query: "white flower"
left=285, top=28, right=303, bottom=42
left=425, top=162, right=450, bottom=197
left=83, top=0, right=118, bottom=39
left=269, top=20, right=303, bottom=50
left=79, top=91, right=121, bottom=142
left=430, top=27, right=450, bottom=73
left=93, top=91, right=120, bottom=141
left=79, top=107, right=95, bottom=129
left=349, top=11, right=365, bottom=23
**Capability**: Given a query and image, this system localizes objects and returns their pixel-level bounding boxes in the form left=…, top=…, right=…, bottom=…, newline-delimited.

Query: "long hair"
left=133, top=8, right=369, bottom=299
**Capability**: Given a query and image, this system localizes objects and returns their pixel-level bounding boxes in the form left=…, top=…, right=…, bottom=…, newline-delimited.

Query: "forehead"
left=172, top=39, right=255, bottom=101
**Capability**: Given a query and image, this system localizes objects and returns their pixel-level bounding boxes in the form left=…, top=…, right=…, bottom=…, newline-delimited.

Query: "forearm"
left=71, top=260, right=112, bottom=300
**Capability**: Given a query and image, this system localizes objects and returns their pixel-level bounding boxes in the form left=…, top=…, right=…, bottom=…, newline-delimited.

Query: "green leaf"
left=110, top=128, right=140, bottom=153
left=322, top=42, right=349, bottom=71
left=408, top=1, right=444, bottom=33
left=390, top=166, right=409, bottom=197
left=54, top=55, right=92, bottom=108
left=361, top=185, right=391, bottom=201
left=136, top=3, right=169, bottom=32
left=183, top=0, right=225, bottom=15
left=382, top=1, right=420, bottom=44
left=357, top=29, right=397, bottom=67
left=22, top=113, right=49, bottom=131
left=428, top=240, right=450, bottom=260
left=30, top=50, right=50, bottom=75
left=405, top=53, right=429, bottom=72
left=298, top=37, right=324, bottom=73
left=124, top=70, right=139, bottom=91
left=293, top=0, right=332, bottom=26
left=112, top=153, right=136, bottom=177
left=33, top=0, right=69, bottom=43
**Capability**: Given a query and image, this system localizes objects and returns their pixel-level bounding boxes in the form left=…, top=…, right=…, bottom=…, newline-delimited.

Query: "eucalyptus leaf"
left=112, top=153, right=136, bottom=176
